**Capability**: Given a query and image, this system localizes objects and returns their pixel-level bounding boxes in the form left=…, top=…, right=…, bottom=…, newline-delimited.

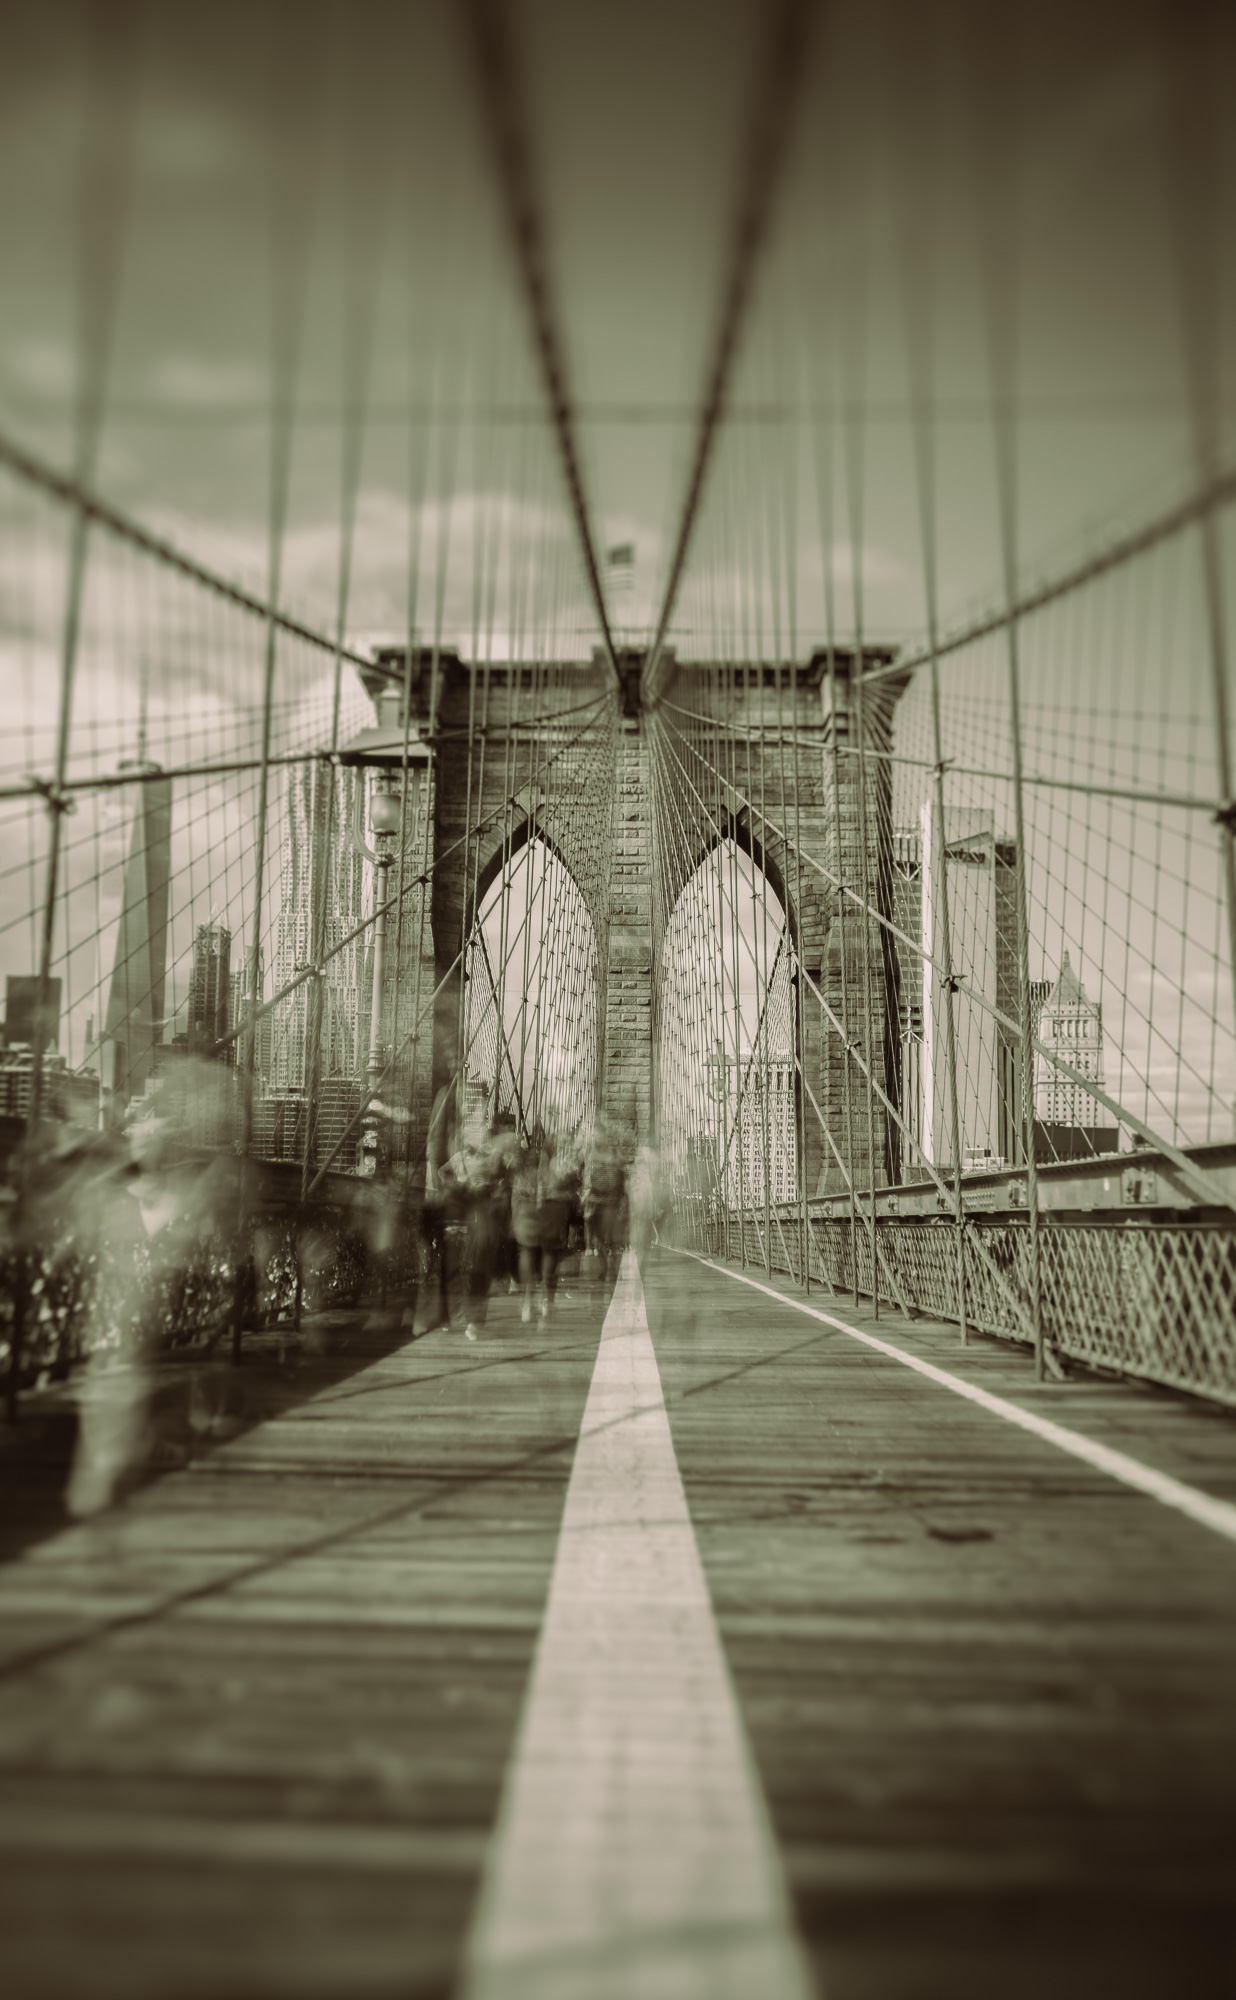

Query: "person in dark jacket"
left=419, top=1071, right=458, bottom=1331
left=535, top=1139, right=581, bottom=1323
left=449, top=1129, right=507, bottom=1342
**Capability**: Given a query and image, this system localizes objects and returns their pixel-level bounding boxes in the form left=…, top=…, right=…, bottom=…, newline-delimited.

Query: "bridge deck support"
left=0, top=1262, right=1234, bottom=1996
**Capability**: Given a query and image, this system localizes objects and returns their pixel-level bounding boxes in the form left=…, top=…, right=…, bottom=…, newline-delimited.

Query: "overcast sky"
left=1, top=0, right=1232, bottom=1139
left=2, top=0, right=1228, bottom=652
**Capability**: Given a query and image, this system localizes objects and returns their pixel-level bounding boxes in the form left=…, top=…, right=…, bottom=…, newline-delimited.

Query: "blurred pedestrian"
left=536, top=1138, right=581, bottom=1323
left=419, top=1070, right=458, bottom=1332
left=628, top=1144, right=665, bottom=1270
left=448, top=1128, right=507, bottom=1342
left=510, top=1142, right=542, bottom=1324
left=582, top=1120, right=626, bottom=1281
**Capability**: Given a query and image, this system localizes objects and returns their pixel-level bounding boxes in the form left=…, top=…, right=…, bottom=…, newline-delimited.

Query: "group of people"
left=6, top=1068, right=666, bottom=1518
left=422, top=1082, right=662, bottom=1341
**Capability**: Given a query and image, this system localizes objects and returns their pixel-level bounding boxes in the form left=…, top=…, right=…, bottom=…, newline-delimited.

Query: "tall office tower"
left=699, top=943, right=798, bottom=1209
left=914, top=803, right=1034, bottom=1172
left=101, top=766, right=172, bottom=1107
left=813, top=654, right=910, bottom=1195
left=1034, top=953, right=1117, bottom=1157
left=269, top=761, right=368, bottom=1095
left=4, top=974, right=61, bottom=1051
left=228, top=945, right=271, bottom=1084
left=189, top=923, right=231, bottom=1057
left=717, top=1053, right=797, bottom=1208
left=921, top=804, right=1000, bottom=1169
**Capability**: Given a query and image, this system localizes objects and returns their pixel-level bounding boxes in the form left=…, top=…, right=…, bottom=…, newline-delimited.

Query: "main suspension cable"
left=642, top=0, right=813, bottom=707
left=463, top=0, right=619, bottom=679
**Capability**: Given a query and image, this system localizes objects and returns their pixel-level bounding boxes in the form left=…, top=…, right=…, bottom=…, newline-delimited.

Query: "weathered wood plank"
left=644, top=1252, right=1236, bottom=1999
left=0, top=1290, right=607, bottom=1998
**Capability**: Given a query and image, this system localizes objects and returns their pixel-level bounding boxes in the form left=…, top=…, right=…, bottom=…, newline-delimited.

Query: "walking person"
left=510, top=1141, right=542, bottom=1325
left=628, top=1144, right=664, bottom=1271
left=582, top=1119, right=626, bottom=1282
left=536, top=1138, right=581, bottom=1324
left=419, top=1071, right=458, bottom=1333
left=452, top=1128, right=506, bottom=1342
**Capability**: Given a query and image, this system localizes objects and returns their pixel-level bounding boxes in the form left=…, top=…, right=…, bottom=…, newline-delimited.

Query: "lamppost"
left=356, top=777, right=402, bottom=1176
left=341, top=685, right=431, bottom=1180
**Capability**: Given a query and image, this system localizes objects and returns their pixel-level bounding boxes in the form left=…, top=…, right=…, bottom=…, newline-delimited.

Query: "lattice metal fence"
left=684, top=1207, right=1236, bottom=1409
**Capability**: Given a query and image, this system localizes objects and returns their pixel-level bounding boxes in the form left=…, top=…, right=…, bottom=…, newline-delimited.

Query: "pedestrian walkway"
left=463, top=1255, right=810, bottom=1999
left=1, top=1255, right=1235, bottom=1997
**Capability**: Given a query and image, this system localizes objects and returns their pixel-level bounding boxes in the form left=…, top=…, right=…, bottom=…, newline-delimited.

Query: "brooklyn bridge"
left=1, top=1, right=1235, bottom=1994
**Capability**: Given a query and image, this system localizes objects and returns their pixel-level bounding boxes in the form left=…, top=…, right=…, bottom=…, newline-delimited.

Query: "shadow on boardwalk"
left=0, top=1304, right=424, bottom=1570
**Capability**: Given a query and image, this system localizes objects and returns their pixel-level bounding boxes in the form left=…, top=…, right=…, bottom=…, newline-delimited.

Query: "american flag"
left=606, top=542, right=635, bottom=592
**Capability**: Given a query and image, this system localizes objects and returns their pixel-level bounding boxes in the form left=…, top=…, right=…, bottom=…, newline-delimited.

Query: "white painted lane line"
left=462, top=1253, right=814, bottom=2000
left=678, top=1251, right=1236, bottom=1548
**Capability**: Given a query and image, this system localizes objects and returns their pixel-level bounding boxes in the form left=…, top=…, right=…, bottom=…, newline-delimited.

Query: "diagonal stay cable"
left=656, top=714, right=1235, bottom=1215
left=207, top=694, right=610, bottom=1060
left=0, top=429, right=394, bottom=683
left=856, top=459, right=1236, bottom=692
left=463, top=0, right=618, bottom=679
left=642, top=0, right=813, bottom=708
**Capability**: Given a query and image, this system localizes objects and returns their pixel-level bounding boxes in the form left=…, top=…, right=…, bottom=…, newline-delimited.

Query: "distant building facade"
left=893, top=814, right=1121, bottom=1174
left=268, top=762, right=369, bottom=1096
left=100, top=766, right=172, bottom=1107
left=189, top=923, right=231, bottom=1058
left=895, top=808, right=1055, bottom=1173
left=4, top=974, right=61, bottom=1054
left=0, top=1046, right=98, bottom=1129
left=228, top=945, right=272, bottom=1083
left=710, top=1047, right=797, bottom=1208
left=1034, top=951, right=1118, bottom=1160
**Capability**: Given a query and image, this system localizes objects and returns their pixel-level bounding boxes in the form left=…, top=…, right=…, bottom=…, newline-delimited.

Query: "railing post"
left=851, top=663, right=882, bottom=1318
left=1198, top=512, right=1236, bottom=1074
left=14, top=6, right=137, bottom=1416
left=797, top=972, right=809, bottom=1290
left=826, top=653, right=861, bottom=1307
left=235, top=610, right=279, bottom=1365
left=13, top=507, right=91, bottom=1420
left=297, top=752, right=335, bottom=1327
left=1006, top=642, right=1044, bottom=1375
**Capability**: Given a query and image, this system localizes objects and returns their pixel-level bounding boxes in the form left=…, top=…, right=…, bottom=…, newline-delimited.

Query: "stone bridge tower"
left=358, top=644, right=908, bottom=1198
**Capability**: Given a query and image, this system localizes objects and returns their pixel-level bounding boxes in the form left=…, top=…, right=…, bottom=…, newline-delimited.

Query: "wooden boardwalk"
left=1, top=1252, right=1235, bottom=1997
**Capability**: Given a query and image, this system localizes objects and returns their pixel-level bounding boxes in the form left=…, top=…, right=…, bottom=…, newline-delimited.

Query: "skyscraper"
left=4, top=974, right=61, bottom=1052
left=715, top=1051, right=797, bottom=1208
left=1034, top=952, right=1118, bottom=1158
left=269, top=761, right=368, bottom=1094
left=229, top=945, right=271, bottom=1084
left=101, top=766, right=172, bottom=1107
left=189, top=922, right=231, bottom=1058
left=899, top=805, right=1028, bottom=1172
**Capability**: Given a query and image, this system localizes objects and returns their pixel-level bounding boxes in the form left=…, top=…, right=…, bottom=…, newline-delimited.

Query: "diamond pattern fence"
left=681, top=1208, right=1236, bottom=1408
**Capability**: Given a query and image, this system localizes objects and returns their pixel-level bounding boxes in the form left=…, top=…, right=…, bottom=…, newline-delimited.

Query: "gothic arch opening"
left=657, top=838, right=797, bottom=1215
left=460, top=835, right=598, bottom=1140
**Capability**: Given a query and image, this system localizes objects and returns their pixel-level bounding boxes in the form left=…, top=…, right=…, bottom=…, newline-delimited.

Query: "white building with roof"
left=1035, top=952, right=1104, bottom=1127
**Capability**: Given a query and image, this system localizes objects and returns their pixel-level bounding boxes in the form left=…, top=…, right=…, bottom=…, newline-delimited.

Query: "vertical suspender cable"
left=1159, top=0, right=1236, bottom=1069
left=15, top=0, right=141, bottom=1422
left=300, top=47, right=389, bottom=1217
left=463, top=0, right=618, bottom=680
left=889, top=8, right=970, bottom=1340
left=643, top=0, right=813, bottom=707
left=237, top=12, right=322, bottom=1365
left=969, top=9, right=1044, bottom=1372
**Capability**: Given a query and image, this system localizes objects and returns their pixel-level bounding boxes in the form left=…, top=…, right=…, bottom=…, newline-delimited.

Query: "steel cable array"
left=644, top=0, right=1236, bottom=1403
left=0, top=0, right=618, bottom=1404
left=1, top=0, right=1234, bottom=1417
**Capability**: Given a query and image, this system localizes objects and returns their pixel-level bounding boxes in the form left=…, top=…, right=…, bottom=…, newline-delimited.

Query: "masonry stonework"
left=652, top=653, right=909, bottom=1200
left=602, top=719, right=653, bottom=1141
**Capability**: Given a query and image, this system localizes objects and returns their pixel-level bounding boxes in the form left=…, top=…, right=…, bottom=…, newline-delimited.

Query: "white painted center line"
left=679, top=1251, right=1236, bottom=1548
left=461, top=1252, right=814, bottom=2000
